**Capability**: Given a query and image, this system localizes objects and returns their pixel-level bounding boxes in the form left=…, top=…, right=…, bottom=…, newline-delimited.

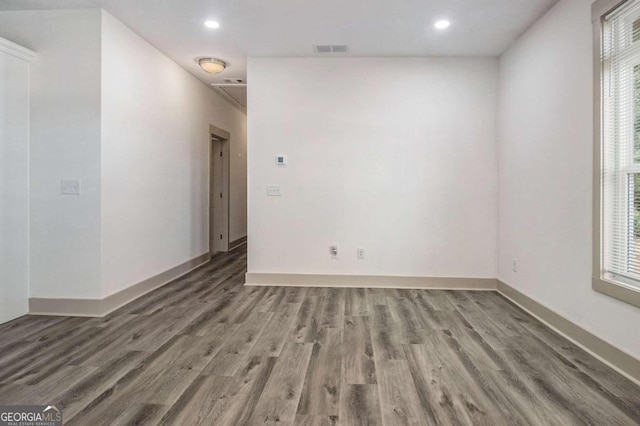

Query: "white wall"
left=0, top=9, right=247, bottom=300
left=498, top=0, right=640, bottom=357
left=248, top=57, right=498, bottom=277
left=101, top=11, right=247, bottom=296
left=0, top=39, right=31, bottom=323
left=0, top=10, right=103, bottom=299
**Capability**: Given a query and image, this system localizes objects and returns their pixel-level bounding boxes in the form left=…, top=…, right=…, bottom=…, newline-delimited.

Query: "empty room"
left=0, top=0, right=639, bottom=424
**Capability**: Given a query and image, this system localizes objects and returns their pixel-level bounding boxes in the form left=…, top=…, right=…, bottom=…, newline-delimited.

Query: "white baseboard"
left=245, top=272, right=497, bottom=290
left=29, top=253, right=211, bottom=317
left=498, top=280, right=640, bottom=385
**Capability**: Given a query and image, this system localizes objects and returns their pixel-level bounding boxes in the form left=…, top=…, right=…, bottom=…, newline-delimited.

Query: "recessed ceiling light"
left=204, top=20, right=220, bottom=29
left=434, top=20, right=451, bottom=30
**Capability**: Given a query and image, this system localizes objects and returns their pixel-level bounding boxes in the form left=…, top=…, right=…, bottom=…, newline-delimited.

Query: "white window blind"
left=602, top=0, right=640, bottom=288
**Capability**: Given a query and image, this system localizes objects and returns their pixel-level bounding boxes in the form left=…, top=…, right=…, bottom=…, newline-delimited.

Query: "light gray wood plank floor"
left=0, top=246, right=638, bottom=425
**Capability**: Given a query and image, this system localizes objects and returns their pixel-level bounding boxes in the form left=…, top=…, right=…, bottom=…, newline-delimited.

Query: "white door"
left=0, top=40, right=32, bottom=324
left=210, top=136, right=227, bottom=254
left=210, top=141, right=217, bottom=253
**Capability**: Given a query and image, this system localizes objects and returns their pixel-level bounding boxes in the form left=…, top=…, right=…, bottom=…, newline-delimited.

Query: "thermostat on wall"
left=275, top=155, right=287, bottom=166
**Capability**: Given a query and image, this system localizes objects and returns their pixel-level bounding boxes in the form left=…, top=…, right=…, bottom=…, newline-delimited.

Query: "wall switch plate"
left=330, top=245, right=339, bottom=259
left=61, top=179, right=81, bottom=195
left=357, top=248, right=365, bottom=259
left=275, top=155, right=287, bottom=166
left=512, top=258, right=518, bottom=272
left=267, top=184, right=282, bottom=196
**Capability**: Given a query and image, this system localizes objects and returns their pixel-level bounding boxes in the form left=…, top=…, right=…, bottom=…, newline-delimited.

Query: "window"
left=595, top=0, right=640, bottom=307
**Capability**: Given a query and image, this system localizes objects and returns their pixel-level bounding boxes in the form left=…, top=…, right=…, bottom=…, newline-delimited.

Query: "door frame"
left=209, top=124, right=231, bottom=255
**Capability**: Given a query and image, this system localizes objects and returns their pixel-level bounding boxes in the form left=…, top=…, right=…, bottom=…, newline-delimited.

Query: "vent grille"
left=223, top=78, right=244, bottom=84
left=314, top=45, right=348, bottom=54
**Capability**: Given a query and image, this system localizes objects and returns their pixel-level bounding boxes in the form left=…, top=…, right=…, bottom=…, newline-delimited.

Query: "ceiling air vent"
left=223, top=78, right=245, bottom=84
left=314, top=45, right=348, bottom=53
left=314, top=45, right=332, bottom=53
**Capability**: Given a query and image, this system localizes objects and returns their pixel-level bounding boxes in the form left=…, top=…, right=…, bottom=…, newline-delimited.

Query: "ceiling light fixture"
left=434, top=20, right=451, bottom=30
left=198, top=57, right=227, bottom=74
left=204, top=20, right=220, bottom=29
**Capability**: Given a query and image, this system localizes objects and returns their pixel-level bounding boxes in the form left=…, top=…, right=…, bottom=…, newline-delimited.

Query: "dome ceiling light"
left=198, top=57, right=227, bottom=74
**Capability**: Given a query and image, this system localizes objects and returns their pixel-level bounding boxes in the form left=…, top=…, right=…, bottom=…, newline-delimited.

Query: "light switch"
left=267, top=184, right=282, bottom=196
left=61, top=179, right=81, bottom=195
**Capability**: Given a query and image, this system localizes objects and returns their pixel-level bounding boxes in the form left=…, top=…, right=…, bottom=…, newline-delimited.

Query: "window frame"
left=593, top=0, right=640, bottom=307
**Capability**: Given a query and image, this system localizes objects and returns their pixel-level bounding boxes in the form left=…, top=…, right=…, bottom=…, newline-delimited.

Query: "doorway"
left=0, top=44, right=31, bottom=324
left=209, top=124, right=231, bottom=255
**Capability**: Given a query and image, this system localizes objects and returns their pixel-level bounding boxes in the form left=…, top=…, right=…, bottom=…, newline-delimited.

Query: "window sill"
left=593, top=276, right=640, bottom=308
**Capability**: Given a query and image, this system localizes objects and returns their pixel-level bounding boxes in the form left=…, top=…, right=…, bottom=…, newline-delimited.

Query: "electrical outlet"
left=357, top=248, right=365, bottom=259
left=330, top=245, right=338, bottom=259
left=512, top=258, right=518, bottom=273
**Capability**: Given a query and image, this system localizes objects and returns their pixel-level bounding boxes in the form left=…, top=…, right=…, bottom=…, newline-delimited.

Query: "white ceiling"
left=0, top=0, right=558, bottom=98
